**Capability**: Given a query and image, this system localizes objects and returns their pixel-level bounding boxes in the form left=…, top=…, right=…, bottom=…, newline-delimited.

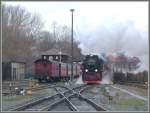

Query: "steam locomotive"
left=81, top=54, right=104, bottom=84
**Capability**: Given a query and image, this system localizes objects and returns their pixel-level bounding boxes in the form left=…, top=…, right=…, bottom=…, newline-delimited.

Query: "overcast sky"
left=2, top=1, right=149, bottom=71
left=3, top=2, right=148, bottom=32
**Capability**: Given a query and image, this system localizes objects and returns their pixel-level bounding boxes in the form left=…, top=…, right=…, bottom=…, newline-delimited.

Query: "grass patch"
left=117, top=98, right=145, bottom=106
left=3, top=95, right=32, bottom=101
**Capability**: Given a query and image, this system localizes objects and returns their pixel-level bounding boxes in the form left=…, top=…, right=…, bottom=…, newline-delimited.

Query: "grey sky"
left=2, top=1, right=149, bottom=71
left=3, top=1, right=148, bottom=31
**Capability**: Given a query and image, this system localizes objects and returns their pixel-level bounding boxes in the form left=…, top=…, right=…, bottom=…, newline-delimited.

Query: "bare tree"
left=49, top=22, right=82, bottom=61
left=36, top=31, right=55, bottom=52
left=2, top=4, right=43, bottom=63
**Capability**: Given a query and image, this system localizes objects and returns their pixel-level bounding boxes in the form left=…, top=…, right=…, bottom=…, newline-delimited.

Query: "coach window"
left=44, top=56, right=46, bottom=59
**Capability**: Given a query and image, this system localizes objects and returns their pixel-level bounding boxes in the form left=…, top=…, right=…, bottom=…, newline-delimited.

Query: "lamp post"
left=59, top=48, right=62, bottom=63
left=70, top=9, right=74, bottom=82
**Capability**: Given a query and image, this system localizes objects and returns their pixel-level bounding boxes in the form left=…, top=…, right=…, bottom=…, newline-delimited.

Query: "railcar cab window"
left=55, top=56, right=58, bottom=60
left=44, top=56, right=46, bottom=60
left=49, top=56, right=53, bottom=61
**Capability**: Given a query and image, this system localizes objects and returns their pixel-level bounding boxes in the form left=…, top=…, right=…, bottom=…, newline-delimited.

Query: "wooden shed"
left=2, top=61, right=26, bottom=81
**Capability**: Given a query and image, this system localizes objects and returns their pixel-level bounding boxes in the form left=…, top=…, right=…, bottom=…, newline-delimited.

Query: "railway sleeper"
left=54, top=89, right=78, bottom=111
left=11, top=94, right=61, bottom=111
left=42, top=98, right=66, bottom=111
left=78, top=94, right=107, bottom=111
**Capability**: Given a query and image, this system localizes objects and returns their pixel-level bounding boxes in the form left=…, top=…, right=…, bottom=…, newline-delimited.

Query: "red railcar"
left=34, top=58, right=80, bottom=82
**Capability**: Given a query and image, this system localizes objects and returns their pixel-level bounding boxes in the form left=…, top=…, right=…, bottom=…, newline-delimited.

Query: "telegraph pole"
left=70, top=9, right=74, bottom=82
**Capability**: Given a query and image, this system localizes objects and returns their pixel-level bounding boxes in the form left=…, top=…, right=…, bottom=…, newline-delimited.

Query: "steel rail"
left=11, top=85, right=85, bottom=111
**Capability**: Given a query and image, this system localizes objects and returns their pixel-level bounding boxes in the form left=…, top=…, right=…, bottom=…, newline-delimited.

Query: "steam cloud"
left=77, top=20, right=148, bottom=72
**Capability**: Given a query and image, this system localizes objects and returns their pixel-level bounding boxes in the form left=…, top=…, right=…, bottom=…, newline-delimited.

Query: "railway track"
left=11, top=85, right=106, bottom=111
left=53, top=86, right=106, bottom=111
left=2, top=80, right=30, bottom=95
left=116, top=81, right=148, bottom=89
left=2, top=80, right=56, bottom=95
left=110, top=85, right=148, bottom=101
left=2, top=80, right=29, bottom=89
left=11, top=85, right=83, bottom=111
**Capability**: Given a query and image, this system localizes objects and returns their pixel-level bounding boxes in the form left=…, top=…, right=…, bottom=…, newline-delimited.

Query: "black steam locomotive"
left=81, top=54, right=104, bottom=84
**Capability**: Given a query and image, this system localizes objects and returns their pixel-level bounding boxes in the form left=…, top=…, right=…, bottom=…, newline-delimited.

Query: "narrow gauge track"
left=11, top=85, right=85, bottom=111
left=2, top=82, right=56, bottom=95
left=11, top=85, right=106, bottom=111
left=2, top=81, right=29, bottom=90
left=110, top=85, right=148, bottom=101
left=29, top=83, right=57, bottom=91
left=116, top=81, right=148, bottom=89
left=3, top=83, right=58, bottom=111
left=49, top=85, right=106, bottom=111
left=2, top=81, right=30, bottom=95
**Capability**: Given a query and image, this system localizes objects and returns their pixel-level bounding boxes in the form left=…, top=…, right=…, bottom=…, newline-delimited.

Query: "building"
left=2, top=61, right=26, bottom=81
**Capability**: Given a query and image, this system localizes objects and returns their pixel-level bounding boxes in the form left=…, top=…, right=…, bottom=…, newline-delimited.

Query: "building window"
left=13, top=68, right=16, bottom=80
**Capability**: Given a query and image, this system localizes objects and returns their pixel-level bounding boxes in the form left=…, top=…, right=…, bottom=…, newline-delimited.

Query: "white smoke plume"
left=78, top=20, right=148, bottom=72
left=101, top=69, right=113, bottom=84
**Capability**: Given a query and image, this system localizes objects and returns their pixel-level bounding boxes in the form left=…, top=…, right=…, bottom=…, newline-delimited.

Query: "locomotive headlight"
left=95, top=69, right=98, bottom=72
left=85, top=69, right=88, bottom=72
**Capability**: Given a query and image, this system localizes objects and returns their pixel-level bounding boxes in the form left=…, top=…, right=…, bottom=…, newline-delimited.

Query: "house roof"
left=40, top=48, right=69, bottom=56
left=2, top=61, right=26, bottom=64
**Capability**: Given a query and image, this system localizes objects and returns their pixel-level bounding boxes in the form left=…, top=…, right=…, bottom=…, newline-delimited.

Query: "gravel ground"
left=50, top=102, right=71, bottom=111
left=70, top=97, right=96, bottom=111
left=82, top=84, right=148, bottom=111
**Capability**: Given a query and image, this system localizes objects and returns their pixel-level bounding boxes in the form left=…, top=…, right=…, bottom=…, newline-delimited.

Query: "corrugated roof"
left=40, top=48, right=69, bottom=56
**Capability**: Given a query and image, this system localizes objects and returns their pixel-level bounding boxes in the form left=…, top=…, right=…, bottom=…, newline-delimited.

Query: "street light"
left=70, top=9, right=74, bottom=82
